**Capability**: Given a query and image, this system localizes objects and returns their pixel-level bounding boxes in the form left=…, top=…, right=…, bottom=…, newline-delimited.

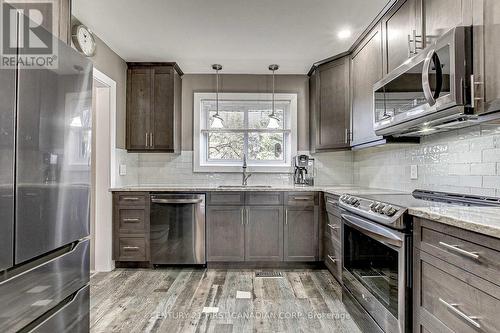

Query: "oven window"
left=343, top=224, right=399, bottom=317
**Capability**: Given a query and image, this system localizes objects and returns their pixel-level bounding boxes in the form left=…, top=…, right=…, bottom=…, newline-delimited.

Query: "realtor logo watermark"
left=1, top=0, right=58, bottom=68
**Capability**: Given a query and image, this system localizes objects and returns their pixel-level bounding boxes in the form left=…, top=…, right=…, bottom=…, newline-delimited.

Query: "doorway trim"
left=93, top=67, right=116, bottom=272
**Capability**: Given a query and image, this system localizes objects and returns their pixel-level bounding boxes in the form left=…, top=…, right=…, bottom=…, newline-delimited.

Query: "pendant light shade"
left=267, top=64, right=280, bottom=129
left=211, top=64, right=224, bottom=128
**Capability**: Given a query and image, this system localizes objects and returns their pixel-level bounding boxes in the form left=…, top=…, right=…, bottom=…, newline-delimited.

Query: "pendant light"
left=211, top=64, right=224, bottom=128
left=267, top=64, right=280, bottom=129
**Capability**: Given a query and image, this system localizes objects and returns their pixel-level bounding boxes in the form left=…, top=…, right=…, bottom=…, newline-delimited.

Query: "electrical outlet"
left=119, top=164, right=127, bottom=176
left=410, top=165, right=418, bottom=180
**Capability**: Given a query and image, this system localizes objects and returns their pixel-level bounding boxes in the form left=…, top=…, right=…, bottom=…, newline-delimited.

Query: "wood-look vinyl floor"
left=90, top=268, right=361, bottom=333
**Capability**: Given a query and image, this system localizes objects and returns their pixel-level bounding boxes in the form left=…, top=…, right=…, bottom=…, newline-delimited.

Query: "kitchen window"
left=193, top=93, right=297, bottom=172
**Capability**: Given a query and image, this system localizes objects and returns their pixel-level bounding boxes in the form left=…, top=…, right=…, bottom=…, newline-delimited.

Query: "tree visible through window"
left=203, top=100, right=289, bottom=163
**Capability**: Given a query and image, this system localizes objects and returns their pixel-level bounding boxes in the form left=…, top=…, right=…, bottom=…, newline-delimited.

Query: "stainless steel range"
left=338, top=190, right=500, bottom=333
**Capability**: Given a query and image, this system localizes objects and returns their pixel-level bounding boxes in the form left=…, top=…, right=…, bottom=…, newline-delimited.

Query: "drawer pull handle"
left=123, top=218, right=140, bottom=222
left=292, top=196, right=312, bottom=201
left=438, top=242, right=480, bottom=260
left=327, top=255, right=337, bottom=263
left=439, top=298, right=481, bottom=329
left=327, top=224, right=339, bottom=230
left=123, top=246, right=140, bottom=250
left=326, top=200, right=338, bottom=205
left=122, top=197, right=140, bottom=201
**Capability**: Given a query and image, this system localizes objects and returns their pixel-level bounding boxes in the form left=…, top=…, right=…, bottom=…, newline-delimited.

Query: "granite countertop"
left=409, top=205, right=500, bottom=239
left=109, top=184, right=500, bottom=239
left=109, top=184, right=406, bottom=196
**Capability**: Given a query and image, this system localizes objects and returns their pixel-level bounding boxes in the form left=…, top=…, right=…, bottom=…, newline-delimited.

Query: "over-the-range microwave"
left=373, top=26, right=490, bottom=137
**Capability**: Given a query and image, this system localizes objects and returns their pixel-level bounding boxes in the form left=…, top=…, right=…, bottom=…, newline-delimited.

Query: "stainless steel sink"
left=217, top=185, right=273, bottom=189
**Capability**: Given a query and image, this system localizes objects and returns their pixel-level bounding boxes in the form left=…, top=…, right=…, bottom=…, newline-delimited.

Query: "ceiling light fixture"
left=211, top=64, right=224, bottom=129
left=337, top=29, right=352, bottom=40
left=267, top=64, right=280, bottom=129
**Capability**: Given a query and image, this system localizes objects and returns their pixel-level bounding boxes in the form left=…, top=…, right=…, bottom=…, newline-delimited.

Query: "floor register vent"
left=255, top=271, right=283, bottom=278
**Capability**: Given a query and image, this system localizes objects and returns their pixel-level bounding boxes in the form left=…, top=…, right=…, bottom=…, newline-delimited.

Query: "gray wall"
left=72, top=17, right=128, bottom=148
left=181, top=74, right=309, bottom=151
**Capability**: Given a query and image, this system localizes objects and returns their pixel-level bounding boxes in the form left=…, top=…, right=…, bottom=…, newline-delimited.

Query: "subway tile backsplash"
left=113, top=124, right=500, bottom=197
left=112, top=149, right=354, bottom=187
left=353, top=125, right=500, bottom=196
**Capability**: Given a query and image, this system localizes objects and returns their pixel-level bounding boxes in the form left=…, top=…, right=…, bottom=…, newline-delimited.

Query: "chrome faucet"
left=242, top=154, right=252, bottom=186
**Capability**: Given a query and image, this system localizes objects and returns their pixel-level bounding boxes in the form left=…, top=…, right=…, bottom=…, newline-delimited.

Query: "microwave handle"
left=422, top=49, right=437, bottom=106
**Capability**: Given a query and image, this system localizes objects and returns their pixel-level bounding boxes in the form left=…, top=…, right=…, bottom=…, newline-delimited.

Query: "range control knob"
left=370, top=202, right=380, bottom=212
left=376, top=203, right=386, bottom=213
left=384, top=206, right=398, bottom=217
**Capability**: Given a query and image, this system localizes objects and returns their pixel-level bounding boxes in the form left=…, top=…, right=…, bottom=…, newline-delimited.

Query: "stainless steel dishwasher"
left=150, top=193, right=206, bottom=265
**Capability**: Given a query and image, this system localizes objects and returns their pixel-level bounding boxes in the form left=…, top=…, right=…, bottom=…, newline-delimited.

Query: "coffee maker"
left=294, top=155, right=315, bottom=186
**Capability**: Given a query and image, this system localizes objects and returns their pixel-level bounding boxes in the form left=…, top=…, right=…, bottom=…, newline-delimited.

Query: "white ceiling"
left=73, top=0, right=390, bottom=74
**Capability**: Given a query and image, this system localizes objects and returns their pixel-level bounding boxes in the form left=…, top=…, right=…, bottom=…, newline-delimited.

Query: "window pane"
left=248, top=132, right=284, bottom=161
left=248, top=102, right=288, bottom=129
left=203, top=100, right=244, bottom=128
left=208, top=132, right=244, bottom=160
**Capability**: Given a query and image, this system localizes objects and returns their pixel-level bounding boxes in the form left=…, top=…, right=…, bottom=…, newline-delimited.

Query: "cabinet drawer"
left=245, top=192, right=283, bottom=205
left=118, top=237, right=147, bottom=261
left=420, top=257, right=500, bottom=333
left=325, top=195, right=341, bottom=217
left=117, top=208, right=147, bottom=232
left=415, top=218, right=500, bottom=286
left=325, top=213, right=341, bottom=244
left=207, top=192, right=245, bottom=205
left=115, top=192, right=148, bottom=206
left=324, top=239, right=342, bottom=283
left=285, top=192, right=317, bottom=206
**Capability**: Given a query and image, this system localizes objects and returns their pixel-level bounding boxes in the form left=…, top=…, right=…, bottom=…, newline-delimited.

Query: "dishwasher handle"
left=151, top=198, right=203, bottom=204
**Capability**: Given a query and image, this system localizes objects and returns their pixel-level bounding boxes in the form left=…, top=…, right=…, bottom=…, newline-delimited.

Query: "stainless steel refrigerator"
left=0, top=8, right=93, bottom=333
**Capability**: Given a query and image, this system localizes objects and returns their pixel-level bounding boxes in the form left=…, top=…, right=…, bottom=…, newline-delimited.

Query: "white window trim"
left=193, top=92, right=298, bottom=173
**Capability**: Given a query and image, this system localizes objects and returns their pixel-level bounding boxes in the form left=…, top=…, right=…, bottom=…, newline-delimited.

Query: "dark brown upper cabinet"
left=309, top=56, right=350, bottom=152
left=382, top=0, right=471, bottom=74
left=126, top=63, right=182, bottom=152
left=382, top=0, right=419, bottom=74
left=351, top=23, right=384, bottom=147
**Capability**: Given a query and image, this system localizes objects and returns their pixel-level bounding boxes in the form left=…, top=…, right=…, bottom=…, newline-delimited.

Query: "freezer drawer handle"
left=151, top=198, right=203, bottom=204
left=439, top=298, right=481, bottom=328
left=438, top=241, right=480, bottom=260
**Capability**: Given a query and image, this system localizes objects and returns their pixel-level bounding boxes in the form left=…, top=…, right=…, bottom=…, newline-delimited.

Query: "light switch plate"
left=119, top=164, right=127, bottom=176
left=410, top=165, right=418, bottom=180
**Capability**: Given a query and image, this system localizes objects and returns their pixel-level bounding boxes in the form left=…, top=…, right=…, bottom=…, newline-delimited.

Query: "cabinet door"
left=421, top=0, right=471, bottom=47
left=245, top=206, right=283, bottom=261
left=126, top=67, right=151, bottom=150
left=206, top=206, right=245, bottom=261
left=383, top=0, right=418, bottom=73
left=151, top=66, right=175, bottom=151
left=473, top=0, right=500, bottom=113
left=284, top=206, right=318, bottom=261
left=351, top=24, right=384, bottom=147
left=315, top=57, right=350, bottom=150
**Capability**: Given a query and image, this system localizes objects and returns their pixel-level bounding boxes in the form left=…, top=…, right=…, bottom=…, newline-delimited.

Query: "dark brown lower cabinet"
left=284, top=206, right=319, bottom=261
left=206, top=192, right=319, bottom=263
left=112, top=192, right=150, bottom=262
left=206, top=206, right=245, bottom=262
left=413, top=218, right=500, bottom=333
left=245, top=206, right=283, bottom=261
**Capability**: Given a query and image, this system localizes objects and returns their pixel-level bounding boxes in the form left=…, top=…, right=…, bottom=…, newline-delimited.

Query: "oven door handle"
left=341, top=213, right=403, bottom=248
